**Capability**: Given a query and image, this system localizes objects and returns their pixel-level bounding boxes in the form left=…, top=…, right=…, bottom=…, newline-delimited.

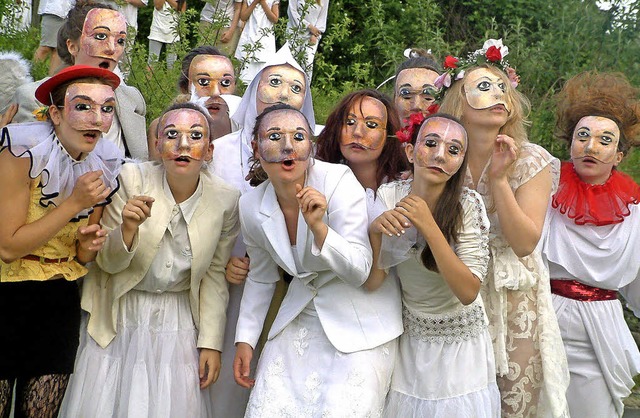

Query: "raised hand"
left=394, top=194, right=435, bottom=235
left=295, top=184, right=327, bottom=231
left=77, top=223, right=108, bottom=253
left=69, top=170, right=111, bottom=211
left=122, top=195, right=154, bottom=232
left=488, top=134, right=518, bottom=181
left=370, top=209, right=411, bottom=237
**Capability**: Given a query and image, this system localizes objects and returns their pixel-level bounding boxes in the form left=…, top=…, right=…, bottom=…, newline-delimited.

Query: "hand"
left=121, top=195, right=154, bottom=234
left=309, top=34, right=318, bottom=46
left=77, top=223, right=108, bottom=253
left=220, top=28, right=233, bottom=43
left=394, top=194, right=435, bottom=234
left=308, top=24, right=321, bottom=37
left=295, top=184, right=327, bottom=231
left=0, top=104, right=17, bottom=129
left=199, top=348, right=221, bottom=389
left=69, top=170, right=111, bottom=211
left=226, top=256, right=250, bottom=285
left=488, top=134, right=518, bottom=181
left=234, top=342, right=255, bottom=388
left=370, top=209, right=411, bottom=237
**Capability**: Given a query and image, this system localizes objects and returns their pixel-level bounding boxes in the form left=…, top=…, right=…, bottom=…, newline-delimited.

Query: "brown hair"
left=555, top=71, right=640, bottom=155
left=394, top=51, right=442, bottom=92
left=178, top=45, right=230, bottom=94
left=315, top=89, right=407, bottom=188
left=408, top=113, right=468, bottom=271
left=49, top=77, right=113, bottom=108
left=439, top=64, right=531, bottom=148
left=156, top=102, right=216, bottom=144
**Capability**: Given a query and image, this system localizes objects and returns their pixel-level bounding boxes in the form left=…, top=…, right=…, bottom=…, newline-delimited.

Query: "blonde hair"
left=439, top=64, right=531, bottom=149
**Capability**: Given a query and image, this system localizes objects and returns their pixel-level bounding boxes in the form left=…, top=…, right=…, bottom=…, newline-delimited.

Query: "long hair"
left=315, top=89, right=407, bottom=188
left=409, top=113, right=468, bottom=271
left=439, top=64, right=531, bottom=149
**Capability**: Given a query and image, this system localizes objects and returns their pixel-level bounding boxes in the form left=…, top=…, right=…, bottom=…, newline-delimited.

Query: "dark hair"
left=178, top=45, right=230, bottom=93
left=56, top=1, right=117, bottom=66
left=394, top=52, right=442, bottom=88
left=315, top=89, right=407, bottom=188
left=246, top=104, right=313, bottom=187
left=156, top=102, right=216, bottom=143
left=408, top=113, right=468, bottom=271
left=49, top=76, right=112, bottom=108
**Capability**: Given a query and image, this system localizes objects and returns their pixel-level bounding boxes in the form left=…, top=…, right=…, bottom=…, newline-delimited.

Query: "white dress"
left=148, top=2, right=180, bottom=44
left=61, top=179, right=212, bottom=418
left=375, top=181, right=500, bottom=418
left=541, top=165, right=640, bottom=418
left=285, top=0, right=329, bottom=80
left=465, top=142, right=570, bottom=417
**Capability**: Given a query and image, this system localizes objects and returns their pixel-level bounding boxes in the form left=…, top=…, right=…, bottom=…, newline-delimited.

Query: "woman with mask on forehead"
left=315, top=89, right=407, bottom=192
left=11, top=1, right=148, bottom=161
left=61, top=102, right=240, bottom=417
left=393, top=49, right=442, bottom=125
left=438, top=39, right=570, bottom=417
left=233, top=104, right=402, bottom=416
left=541, top=72, right=640, bottom=418
left=367, top=114, right=499, bottom=417
left=0, top=65, right=123, bottom=418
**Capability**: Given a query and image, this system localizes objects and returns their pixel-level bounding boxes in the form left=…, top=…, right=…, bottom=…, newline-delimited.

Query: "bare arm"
left=153, top=0, right=165, bottom=10
left=240, top=0, right=260, bottom=21
left=126, top=0, right=147, bottom=7
left=263, top=0, right=279, bottom=24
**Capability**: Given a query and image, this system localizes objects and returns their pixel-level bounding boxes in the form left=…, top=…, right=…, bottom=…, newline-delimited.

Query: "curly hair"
left=439, top=64, right=531, bottom=149
left=555, top=71, right=640, bottom=155
left=315, top=89, right=407, bottom=188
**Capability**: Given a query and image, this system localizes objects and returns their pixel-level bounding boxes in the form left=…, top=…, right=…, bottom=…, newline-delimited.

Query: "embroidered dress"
left=465, top=142, right=570, bottom=417
left=541, top=162, right=640, bottom=418
left=374, top=181, right=500, bottom=418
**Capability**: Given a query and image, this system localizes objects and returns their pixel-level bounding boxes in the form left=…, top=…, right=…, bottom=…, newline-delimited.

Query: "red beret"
left=35, top=65, right=121, bottom=105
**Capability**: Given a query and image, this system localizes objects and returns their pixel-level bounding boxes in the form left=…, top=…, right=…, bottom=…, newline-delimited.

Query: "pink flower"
left=506, top=67, right=520, bottom=88
left=434, top=72, right=451, bottom=89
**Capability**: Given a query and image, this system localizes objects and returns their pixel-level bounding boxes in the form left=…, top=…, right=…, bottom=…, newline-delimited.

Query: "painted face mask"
left=571, top=116, right=621, bottom=164
left=79, top=9, right=127, bottom=69
left=188, top=55, right=236, bottom=100
left=256, top=64, right=306, bottom=113
left=414, top=117, right=467, bottom=176
left=63, top=83, right=116, bottom=133
left=158, top=109, right=210, bottom=161
left=463, top=68, right=511, bottom=113
left=340, top=96, right=388, bottom=150
left=257, top=109, right=312, bottom=163
left=395, top=68, right=439, bottom=121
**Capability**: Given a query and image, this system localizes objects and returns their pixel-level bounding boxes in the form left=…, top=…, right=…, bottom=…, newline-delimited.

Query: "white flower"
left=482, top=38, right=509, bottom=59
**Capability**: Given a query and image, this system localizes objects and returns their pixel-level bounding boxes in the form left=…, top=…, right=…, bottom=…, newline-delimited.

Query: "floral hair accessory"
left=395, top=112, right=426, bottom=143
left=32, top=106, right=50, bottom=122
left=433, top=39, right=519, bottom=100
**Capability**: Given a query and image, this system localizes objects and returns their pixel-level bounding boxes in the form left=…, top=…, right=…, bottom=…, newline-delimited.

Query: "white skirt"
left=60, top=290, right=212, bottom=418
left=245, top=309, right=397, bottom=418
left=384, top=313, right=500, bottom=418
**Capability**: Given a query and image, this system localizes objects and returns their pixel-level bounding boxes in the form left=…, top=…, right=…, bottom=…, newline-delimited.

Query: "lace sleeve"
left=455, top=188, right=490, bottom=282
left=511, top=142, right=560, bottom=193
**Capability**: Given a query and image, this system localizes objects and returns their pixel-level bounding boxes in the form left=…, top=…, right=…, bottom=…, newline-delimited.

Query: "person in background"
left=34, top=0, right=75, bottom=75
left=148, top=0, right=187, bottom=69
left=394, top=48, right=442, bottom=124
left=199, top=0, right=243, bottom=56
left=285, top=0, right=329, bottom=82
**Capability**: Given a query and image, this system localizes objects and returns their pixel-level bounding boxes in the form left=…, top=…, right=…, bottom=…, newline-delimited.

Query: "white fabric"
left=234, top=0, right=279, bottom=63
left=235, top=160, right=403, bottom=352
left=133, top=175, right=202, bottom=293
left=464, top=142, right=570, bottom=417
left=37, top=0, right=74, bottom=18
left=541, top=202, right=640, bottom=417
left=285, top=0, right=329, bottom=80
left=148, top=2, right=180, bottom=44
left=1, top=122, right=123, bottom=220
left=375, top=181, right=499, bottom=417
left=61, top=290, right=213, bottom=418
left=0, top=52, right=32, bottom=113
left=246, top=309, right=397, bottom=418
left=200, top=0, right=242, bottom=23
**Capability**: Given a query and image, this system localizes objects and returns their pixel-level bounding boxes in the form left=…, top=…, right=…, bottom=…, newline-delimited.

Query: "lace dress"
left=541, top=163, right=640, bottom=417
left=374, top=181, right=500, bottom=418
left=465, top=142, right=570, bottom=417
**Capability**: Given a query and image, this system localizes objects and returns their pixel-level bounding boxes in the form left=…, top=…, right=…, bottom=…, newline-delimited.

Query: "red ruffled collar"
left=552, top=161, right=640, bottom=226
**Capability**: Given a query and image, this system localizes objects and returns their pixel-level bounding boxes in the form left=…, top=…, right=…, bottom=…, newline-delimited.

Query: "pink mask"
left=256, top=64, right=306, bottom=114
left=63, top=83, right=116, bottom=133
left=414, top=117, right=467, bottom=176
left=79, top=9, right=127, bottom=68
left=257, top=110, right=312, bottom=163
left=158, top=109, right=210, bottom=161
left=339, top=97, right=388, bottom=150
left=188, top=55, right=236, bottom=99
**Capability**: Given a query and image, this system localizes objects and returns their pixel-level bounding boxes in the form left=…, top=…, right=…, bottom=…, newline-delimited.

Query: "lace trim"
left=403, top=302, right=487, bottom=344
left=460, top=188, right=491, bottom=282
left=552, top=161, right=640, bottom=226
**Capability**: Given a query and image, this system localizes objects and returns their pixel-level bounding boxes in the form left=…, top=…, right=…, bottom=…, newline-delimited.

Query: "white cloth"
left=234, top=0, right=279, bottom=65
left=0, top=122, right=123, bottom=220
left=148, top=2, right=180, bottom=44
left=37, top=0, right=74, bottom=18
left=375, top=181, right=500, bottom=417
left=200, top=0, right=242, bottom=23
left=61, top=290, right=213, bottom=418
left=285, top=0, right=329, bottom=80
left=542, top=202, right=640, bottom=417
left=465, top=142, right=570, bottom=417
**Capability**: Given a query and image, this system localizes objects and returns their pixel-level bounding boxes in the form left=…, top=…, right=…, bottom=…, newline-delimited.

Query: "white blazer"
left=235, top=160, right=403, bottom=353
left=82, top=162, right=240, bottom=350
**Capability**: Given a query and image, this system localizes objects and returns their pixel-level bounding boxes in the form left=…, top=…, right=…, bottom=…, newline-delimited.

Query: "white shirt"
left=38, top=0, right=75, bottom=18
left=101, top=0, right=148, bottom=32
left=200, top=0, right=242, bottom=24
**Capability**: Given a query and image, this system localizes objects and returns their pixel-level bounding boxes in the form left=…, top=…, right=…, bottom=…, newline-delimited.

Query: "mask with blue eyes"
left=158, top=109, right=211, bottom=162
left=63, top=83, right=116, bottom=133
left=463, top=68, right=511, bottom=112
left=257, top=110, right=312, bottom=163
left=80, top=9, right=127, bottom=64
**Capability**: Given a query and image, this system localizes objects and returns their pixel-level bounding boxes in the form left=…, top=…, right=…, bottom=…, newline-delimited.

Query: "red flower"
left=426, top=103, right=440, bottom=115
left=396, top=128, right=411, bottom=143
left=409, top=112, right=425, bottom=125
left=443, top=55, right=459, bottom=69
left=485, top=46, right=502, bottom=62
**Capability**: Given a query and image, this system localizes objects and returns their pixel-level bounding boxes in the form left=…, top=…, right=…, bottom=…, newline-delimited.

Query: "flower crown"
left=433, top=39, right=520, bottom=101
left=395, top=112, right=426, bottom=143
